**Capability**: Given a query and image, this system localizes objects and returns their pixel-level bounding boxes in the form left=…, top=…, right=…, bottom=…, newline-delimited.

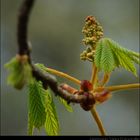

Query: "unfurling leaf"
left=59, top=97, right=73, bottom=112
left=5, top=57, right=32, bottom=89
left=28, top=113, right=34, bottom=135
left=28, top=79, right=59, bottom=136
left=94, top=38, right=139, bottom=76
left=95, top=40, right=115, bottom=72
left=28, top=79, right=46, bottom=135
left=44, top=90, right=59, bottom=136
left=106, top=38, right=138, bottom=76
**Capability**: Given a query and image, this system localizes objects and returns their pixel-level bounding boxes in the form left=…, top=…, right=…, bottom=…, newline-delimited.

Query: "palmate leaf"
left=28, top=79, right=59, bottom=136
left=5, top=57, right=32, bottom=89
left=95, top=38, right=139, bottom=76
left=59, top=97, right=73, bottom=112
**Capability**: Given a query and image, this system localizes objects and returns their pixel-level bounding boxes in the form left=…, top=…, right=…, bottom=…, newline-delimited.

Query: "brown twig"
left=17, top=0, right=94, bottom=104
left=17, top=0, right=35, bottom=61
left=32, top=65, right=93, bottom=103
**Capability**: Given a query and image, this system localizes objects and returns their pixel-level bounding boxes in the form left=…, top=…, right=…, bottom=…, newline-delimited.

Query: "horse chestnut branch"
left=17, top=0, right=98, bottom=107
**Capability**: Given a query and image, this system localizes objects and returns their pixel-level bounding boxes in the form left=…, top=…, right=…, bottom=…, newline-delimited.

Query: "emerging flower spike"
left=80, top=16, right=103, bottom=62
left=82, top=16, right=103, bottom=48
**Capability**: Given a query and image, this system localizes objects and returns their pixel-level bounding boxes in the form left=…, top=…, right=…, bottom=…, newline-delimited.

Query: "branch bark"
left=17, top=0, right=94, bottom=105
left=17, top=0, right=34, bottom=58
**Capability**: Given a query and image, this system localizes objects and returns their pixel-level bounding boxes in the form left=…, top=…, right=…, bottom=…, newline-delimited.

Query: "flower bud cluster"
left=80, top=16, right=103, bottom=62
left=80, top=47, right=95, bottom=61
left=82, top=16, right=103, bottom=47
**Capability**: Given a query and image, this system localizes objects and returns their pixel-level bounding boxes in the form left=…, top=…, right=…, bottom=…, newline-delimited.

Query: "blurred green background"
left=1, top=0, right=139, bottom=136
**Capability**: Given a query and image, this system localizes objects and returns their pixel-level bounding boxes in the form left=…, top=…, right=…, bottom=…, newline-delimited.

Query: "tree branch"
left=17, top=0, right=34, bottom=58
left=17, top=0, right=95, bottom=105
left=32, top=65, right=93, bottom=103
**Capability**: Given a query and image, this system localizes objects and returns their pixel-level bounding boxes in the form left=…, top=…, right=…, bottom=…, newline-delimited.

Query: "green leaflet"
left=28, top=79, right=59, bottom=136
left=112, top=48, right=137, bottom=76
left=94, top=38, right=139, bottom=76
left=28, top=113, right=34, bottom=135
left=106, top=38, right=140, bottom=59
left=95, top=40, right=115, bottom=72
left=59, top=97, right=73, bottom=112
left=5, top=57, right=32, bottom=89
left=94, top=41, right=103, bottom=70
left=44, top=90, right=60, bottom=136
left=130, top=56, right=140, bottom=65
left=106, top=38, right=138, bottom=76
left=28, top=80, right=46, bottom=135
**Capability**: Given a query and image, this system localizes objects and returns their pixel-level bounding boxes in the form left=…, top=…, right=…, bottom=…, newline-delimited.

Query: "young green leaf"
left=106, top=38, right=140, bottom=59
left=113, top=50, right=137, bottom=76
left=28, top=79, right=46, bottom=134
left=59, top=97, right=73, bottom=112
left=44, top=90, right=60, bottom=136
left=5, top=57, right=32, bottom=89
left=95, top=38, right=139, bottom=76
left=28, top=113, right=34, bottom=135
left=34, top=63, right=61, bottom=134
left=94, top=41, right=103, bottom=70
left=100, top=42, right=115, bottom=72
left=28, top=79, right=59, bottom=136
left=130, top=56, right=140, bottom=65
left=105, top=38, right=138, bottom=76
left=95, top=40, right=115, bottom=72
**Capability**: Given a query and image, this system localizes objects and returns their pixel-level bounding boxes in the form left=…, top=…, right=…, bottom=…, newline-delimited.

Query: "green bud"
left=5, top=56, right=32, bottom=90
